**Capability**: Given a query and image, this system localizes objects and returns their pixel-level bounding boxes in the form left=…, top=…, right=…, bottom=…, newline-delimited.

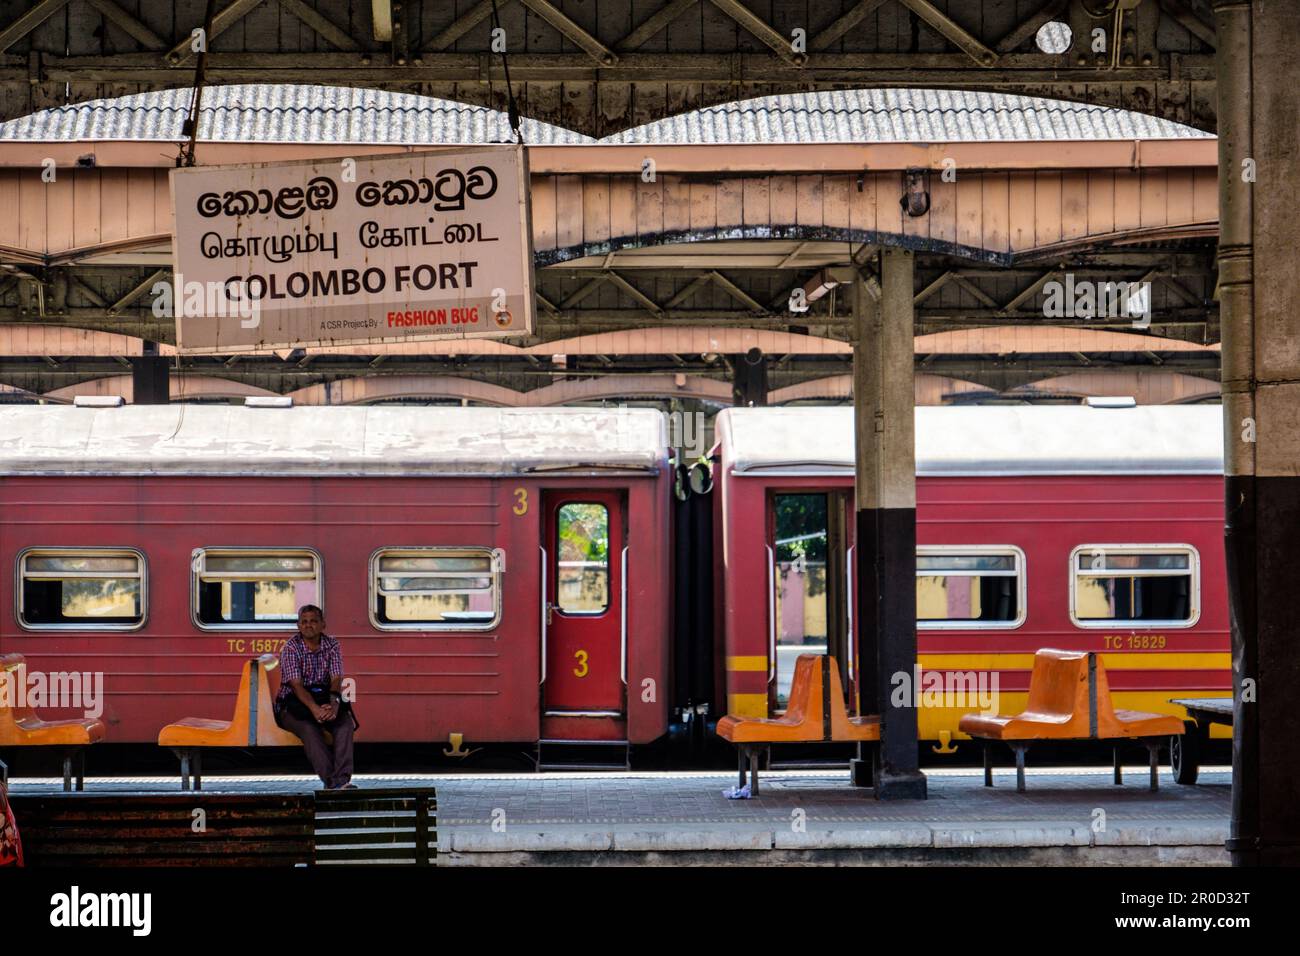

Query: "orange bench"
left=958, top=649, right=1184, bottom=792
left=0, top=654, right=105, bottom=791
left=158, top=654, right=300, bottom=791
left=717, top=654, right=879, bottom=794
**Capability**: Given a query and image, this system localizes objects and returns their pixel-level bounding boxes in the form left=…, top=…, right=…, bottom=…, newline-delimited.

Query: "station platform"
left=9, top=766, right=1230, bottom=866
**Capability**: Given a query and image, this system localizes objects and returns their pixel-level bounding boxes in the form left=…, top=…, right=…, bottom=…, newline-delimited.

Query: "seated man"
left=274, top=605, right=357, bottom=790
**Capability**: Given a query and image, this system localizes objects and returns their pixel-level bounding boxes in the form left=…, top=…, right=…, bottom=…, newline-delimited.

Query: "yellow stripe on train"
left=917, top=652, right=1231, bottom=671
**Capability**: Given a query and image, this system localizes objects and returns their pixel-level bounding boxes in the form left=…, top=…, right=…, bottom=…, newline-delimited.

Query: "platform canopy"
left=0, top=84, right=1220, bottom=405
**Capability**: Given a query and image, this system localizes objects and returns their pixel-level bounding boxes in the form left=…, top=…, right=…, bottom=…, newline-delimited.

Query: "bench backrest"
left=166, top=654, right=299, bottom=746
left=783, top=654, right=822, bottom=727
left=820, top=655, right=876, bottom=737
left=252, top=654, right=301, bottom=747
left=0, top=655, right=34, bottom=725
left=1021, top=649, right=1093, bottom=734
left=1089, top=653, right=1135, bottom=737
left=1022, top=649, right=1140, bottom=738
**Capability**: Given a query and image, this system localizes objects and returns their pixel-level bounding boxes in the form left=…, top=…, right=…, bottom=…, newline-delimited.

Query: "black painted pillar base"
left=874, top=769, right=929, bottom=801
left=1228, top=474, right=1300, bottom=865
left=856, top=506, right=927, bottom=801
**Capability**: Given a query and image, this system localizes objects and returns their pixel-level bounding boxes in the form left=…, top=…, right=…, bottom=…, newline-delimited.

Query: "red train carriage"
left=712, top=404, right=1231, bottom=749
left=0, top=404, right=672, bottom=756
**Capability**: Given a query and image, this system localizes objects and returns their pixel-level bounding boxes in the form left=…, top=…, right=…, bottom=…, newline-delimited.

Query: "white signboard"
left=169, top=146, right=534, bottom=352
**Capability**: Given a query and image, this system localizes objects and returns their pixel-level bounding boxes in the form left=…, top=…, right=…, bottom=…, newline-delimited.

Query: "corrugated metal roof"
left=0, top=85, right=589, bottom=145
left=718, top=405, right=1224, bottom=476
left=0, top=84, right=1209, bottom=145
left=0, top=405, right=667, bottom=476
left=604, top=89, right=1210, bottom=143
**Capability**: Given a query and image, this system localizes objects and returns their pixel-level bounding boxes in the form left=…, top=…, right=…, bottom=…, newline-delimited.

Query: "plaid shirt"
left=276, top=633, right=344, bottom=701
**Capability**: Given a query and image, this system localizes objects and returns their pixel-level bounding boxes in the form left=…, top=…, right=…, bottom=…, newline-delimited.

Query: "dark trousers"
left=276, top=706, right=355, bottom=789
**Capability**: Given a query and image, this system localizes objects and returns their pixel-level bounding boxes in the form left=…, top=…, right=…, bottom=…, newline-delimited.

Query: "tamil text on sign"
left=169, top=146, right=534, bottom=352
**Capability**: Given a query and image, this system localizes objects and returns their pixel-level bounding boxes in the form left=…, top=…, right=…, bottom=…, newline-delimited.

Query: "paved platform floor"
left=10, top=766, right=1231, bottom=865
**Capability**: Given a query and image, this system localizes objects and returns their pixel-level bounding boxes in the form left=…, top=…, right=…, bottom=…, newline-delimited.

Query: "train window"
left=192, top=548, right=320, bottom=630
left=17, top=548, right=146, bottom=630
left=370, top=548, right=504, bottom=630
left=916, top=547, right=1026, bottom=630
left=1070, top=545, right=1200, bottom=628
left=556, top=504, right=609, bottom=614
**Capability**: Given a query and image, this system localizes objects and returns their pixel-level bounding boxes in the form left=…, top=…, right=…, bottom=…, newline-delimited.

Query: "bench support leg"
left=738, top=748, right=746, bottom=790
left=1114, top=747, right=1123, bottom=786
left=1146, top=739, right=1160, bottom=791
left=983, top=742, right=993, bottom=787
left=170, top=748, right=195, bottom=792
left=62, top=752, right=73, bottom=793
left=193, top=749, right=203, bottom=792
left=748, top=747, right=762, bottom=797
left=850, top=742, right=873, bottom=788
left=1012, top=744, right=1027, bottom=793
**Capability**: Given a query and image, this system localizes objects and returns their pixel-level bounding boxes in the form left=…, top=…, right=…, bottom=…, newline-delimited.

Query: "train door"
left=542, top=491, right=625, bottom=716
left=768, top=491, right=853, bottom=713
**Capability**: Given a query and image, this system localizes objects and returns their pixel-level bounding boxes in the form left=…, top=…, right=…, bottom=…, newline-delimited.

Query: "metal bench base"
left=169, top=747, right=203, bottom=791
left=981, top=738, right=1167, bottom=792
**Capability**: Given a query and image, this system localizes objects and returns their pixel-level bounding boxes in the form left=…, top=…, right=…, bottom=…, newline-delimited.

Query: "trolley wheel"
left=1171, top=721, right=1200, bottom=785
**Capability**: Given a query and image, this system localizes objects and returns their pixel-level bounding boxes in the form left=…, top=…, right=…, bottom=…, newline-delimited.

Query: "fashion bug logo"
left=49, top=886, right=151, bottom=936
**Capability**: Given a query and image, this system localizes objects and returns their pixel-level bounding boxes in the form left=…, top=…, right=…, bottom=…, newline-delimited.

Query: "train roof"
left=0, top=404, right=668, bottom=477
left=717, top=405, right=1225, bottom=476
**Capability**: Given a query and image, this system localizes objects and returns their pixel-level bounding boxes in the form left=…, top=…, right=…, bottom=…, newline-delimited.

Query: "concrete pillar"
left=853, top=247, right=926, bottom=800
left=1214, top=0, right=1300, bottom=865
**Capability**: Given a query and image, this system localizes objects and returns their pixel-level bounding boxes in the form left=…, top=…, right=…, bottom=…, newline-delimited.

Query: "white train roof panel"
left=0, top=405, right=667, bottom=477
left=718, top=405, right=1225, bottom=476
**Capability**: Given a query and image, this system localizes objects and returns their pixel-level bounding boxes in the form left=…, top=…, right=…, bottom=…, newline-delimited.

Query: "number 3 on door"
left=573, top=649, right=589, bottom=678
left=512, top=487, right=528, bottom=515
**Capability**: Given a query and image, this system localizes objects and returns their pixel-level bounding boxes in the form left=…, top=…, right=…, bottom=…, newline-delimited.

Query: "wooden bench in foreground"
left=10, top=792, right=314, bottom=865
left=157, top=654, right=301, bottom=790
left=314, top=787, right=437, bottom=866
left=10, top=786, right=437, bottom=867
left=0, top=654, right=105, bottom=791
left=959, top=649, right=1184, bottom=792
left=716, top=654, right=879, bottom=795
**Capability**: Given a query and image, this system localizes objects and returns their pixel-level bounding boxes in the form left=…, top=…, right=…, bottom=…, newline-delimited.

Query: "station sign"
left=169, top=146, right=534, bottom=352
